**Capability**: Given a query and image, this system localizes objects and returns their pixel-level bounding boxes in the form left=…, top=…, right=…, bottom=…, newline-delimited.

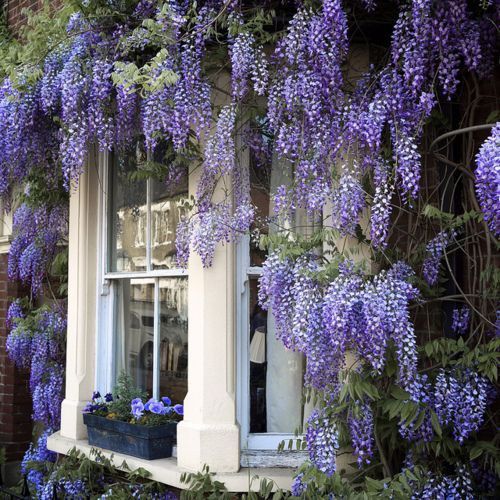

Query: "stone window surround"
left=45, top=144, right=301, bottom=491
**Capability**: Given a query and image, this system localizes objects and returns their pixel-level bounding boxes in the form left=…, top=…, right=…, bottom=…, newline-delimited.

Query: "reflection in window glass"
left=114, top=279, right=155, bottom=391
left=151, top=177, right=189, bottom=270
left=109, top=143, right=147, bottom=272
left=113, top=277, right=188, bottom=402
left=159, top=277, right=188, bottom=402
left=249, top=144, right=272, bottom=268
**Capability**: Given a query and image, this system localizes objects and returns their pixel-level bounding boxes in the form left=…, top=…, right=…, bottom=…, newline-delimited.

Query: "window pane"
left=109, top=143, right=147, bottom=272
left=113, top=277, right=188, bottom=404
left=151, top=176, right=189, bottom=270
left=249, top=277, right=305, bottom=434
left=159, top=277, right=188, bottom=402
left=249, top=146, right=271, bottom=267
left=114, top=279, right=155, bottom=394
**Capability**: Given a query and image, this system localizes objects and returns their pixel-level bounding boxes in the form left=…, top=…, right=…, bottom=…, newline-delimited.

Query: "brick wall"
left=3, top=0, right=43, bottom=35
left=0, top=253, right=32, bottom=462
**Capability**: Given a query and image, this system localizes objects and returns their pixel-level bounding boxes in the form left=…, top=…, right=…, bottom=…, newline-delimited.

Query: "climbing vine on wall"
left=0, top=0, right=498, bottom=497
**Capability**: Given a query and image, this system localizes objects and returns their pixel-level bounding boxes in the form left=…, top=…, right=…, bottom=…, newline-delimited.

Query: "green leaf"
left=430, top=411, right=442, bottom=437
left=391, top=386, right=410, bottom=400
left=469, top=447, right=484, bottom=461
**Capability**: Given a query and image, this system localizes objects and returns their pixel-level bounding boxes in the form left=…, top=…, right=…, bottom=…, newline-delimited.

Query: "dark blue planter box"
left=83, top=413, right=177, bottom=460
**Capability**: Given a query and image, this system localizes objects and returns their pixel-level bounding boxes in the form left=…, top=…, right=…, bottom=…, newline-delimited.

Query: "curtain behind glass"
left=265, top=155, right=305, bottom=433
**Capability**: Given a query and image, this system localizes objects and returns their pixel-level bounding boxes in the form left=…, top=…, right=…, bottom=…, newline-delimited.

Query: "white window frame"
left=236, top=235, right=304, bottom=454
left=95, top=150, right=187, bottom=398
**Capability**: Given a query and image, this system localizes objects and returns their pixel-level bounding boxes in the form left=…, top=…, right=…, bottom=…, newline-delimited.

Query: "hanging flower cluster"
left=433, top=368, right=489, bottom=444
left=229, top=28, right=268, bottom=100
left=259, top=255, right=420, bottom=394
left=21, top=430, right=57, bottom=494
left=267, top=0, right=348, bottom=215
left=475, top=123, right=500, bottom=238
left=8, top=203, right=68, bottom=296
left=417, top=464, right=474, bottom=500
left=348, top=403, right=375, bottom=467
left=451, top=306, right=470, bottom=335
left=6, top=305, right=66, bottom=429
left=305, top=409, right=340, bottom=477
left=422, top=229, right=457, bottom=286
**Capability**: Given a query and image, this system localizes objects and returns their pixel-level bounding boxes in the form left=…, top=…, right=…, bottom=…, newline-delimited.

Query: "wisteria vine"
left=0, top=0, right=497, bottom=496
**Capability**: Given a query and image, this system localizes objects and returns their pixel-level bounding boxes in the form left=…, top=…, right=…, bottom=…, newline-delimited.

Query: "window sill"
left=47, top=432, right=295, bottom=492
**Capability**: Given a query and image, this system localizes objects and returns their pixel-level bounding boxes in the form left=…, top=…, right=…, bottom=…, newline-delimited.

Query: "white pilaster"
left=176, top=161, right=240, bottom=472
left=60, top=153, right=99, bottom=440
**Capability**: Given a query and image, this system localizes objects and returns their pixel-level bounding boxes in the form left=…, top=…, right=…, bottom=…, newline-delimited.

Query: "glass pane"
left=151, top=175, right=189, bottom=270
left=114, top=279, right=155, bottom=395
left=249, top=276, right=267, bottom=432
left=159, top=277, right=188, bottom=403
left=249, top=277, right=305, bottom=434
left=249, top=144, right=271, bottom=267
left=109, top=143, right=147, bottom=272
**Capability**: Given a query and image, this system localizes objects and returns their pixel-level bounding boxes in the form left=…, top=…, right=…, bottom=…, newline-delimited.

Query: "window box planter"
left=83, top=413, right=177, bottom=460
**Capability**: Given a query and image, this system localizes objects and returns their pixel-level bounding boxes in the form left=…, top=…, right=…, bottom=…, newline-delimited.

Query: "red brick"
left=0, top=252, right=32, bottom=461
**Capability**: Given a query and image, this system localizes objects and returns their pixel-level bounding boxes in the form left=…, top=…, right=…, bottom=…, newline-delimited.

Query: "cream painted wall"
left=0, top=198, right=12, bottom=254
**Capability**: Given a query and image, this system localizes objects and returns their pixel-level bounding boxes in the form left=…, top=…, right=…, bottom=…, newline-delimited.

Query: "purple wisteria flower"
left=451, top=306, right=470, bottom=335
left=305, top=409, right=339, bottom=476
left=422, top=230, right=456, bottom=286
left=475, top=123, right=500, bottom=238
left=348, top=403, right=374, bottom=467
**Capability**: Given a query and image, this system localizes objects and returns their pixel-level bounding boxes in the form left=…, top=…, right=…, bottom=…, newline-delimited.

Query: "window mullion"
left=152, top=277, right=160, bottom=399
left=146, top=176, right=152, bottom=273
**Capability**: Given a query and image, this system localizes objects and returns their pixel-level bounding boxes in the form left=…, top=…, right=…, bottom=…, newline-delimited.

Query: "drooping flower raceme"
left=348, top=402, right=374, bottom=467
left=260, top=254, right=420, bottom=396
left=21, top=429, right=57, bottom=494
left=8, top=203, right=68, bottom=296
left=433, top=368, right=489, bottom=443
left=7, top=307, right=66, bottom=429
left=422, top=230, right=456, bottom=286
left=475, top=123, right=500, bottom=238
left=305, top=409, right=339, bottom=477
left=452, top=306, right=470, bottom=335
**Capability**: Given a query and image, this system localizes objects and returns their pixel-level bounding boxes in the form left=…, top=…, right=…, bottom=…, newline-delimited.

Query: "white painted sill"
left=47, top=432, right=295, bottom=492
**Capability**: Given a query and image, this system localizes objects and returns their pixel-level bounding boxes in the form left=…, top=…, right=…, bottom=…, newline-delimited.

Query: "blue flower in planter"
left=149, top=400, right=165, bottom=415
left=161, top=405, right=173, bottom=416
left=92, top=391, right=101, bottom=400
left=104, top=393, right=113, bottom=402
left=144, top=398, right=156, bottom=412
left=161, top=396, right=172, bottom=406
left=83, top=402, right=95, bottom=413
left=131, top=398, right=145, bottom=419
left=173, top=404, right=184, bottom=416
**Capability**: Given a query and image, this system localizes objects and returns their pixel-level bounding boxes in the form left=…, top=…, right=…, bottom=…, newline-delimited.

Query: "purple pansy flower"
left=148, top=401, right=165, bottom=415
left=144, top=397, right=156, bottom=412
left=173, top=404, right=184, bottom=416
left=161, top=396, right=172, bottom=406
left=131, top=398, right=145, bottom=419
